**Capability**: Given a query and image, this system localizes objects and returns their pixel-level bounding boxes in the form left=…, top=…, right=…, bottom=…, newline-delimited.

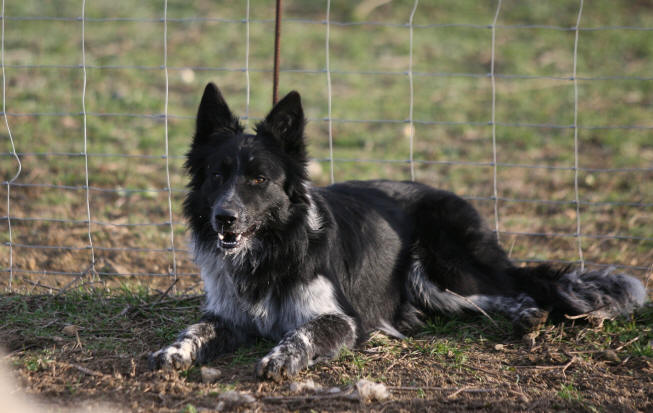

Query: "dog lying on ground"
left=149, top=83, right=646, bottom=380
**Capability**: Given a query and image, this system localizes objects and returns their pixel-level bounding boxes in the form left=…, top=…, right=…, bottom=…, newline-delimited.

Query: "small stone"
left=216, top=391, right=255, bottom=411
left=62, top=325, right=79, bottom=336
left=494, top=343, right=505, bottom=351
left=600, top=350, right=620, bottom=363
left=200, top=366, right=222, bottom=383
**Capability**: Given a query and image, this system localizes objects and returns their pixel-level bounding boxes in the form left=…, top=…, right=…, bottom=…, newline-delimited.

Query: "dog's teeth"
left=236, top=234, right=242, bottom=241
left=218, top=233, right=224, bottom=240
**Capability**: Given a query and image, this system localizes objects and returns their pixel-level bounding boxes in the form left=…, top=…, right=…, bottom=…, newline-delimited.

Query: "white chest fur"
left=194, top=245, right=343, bottom=340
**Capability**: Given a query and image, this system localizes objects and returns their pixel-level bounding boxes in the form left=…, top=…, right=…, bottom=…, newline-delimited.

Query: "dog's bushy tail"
left=509, top=265, right=647, bottom=318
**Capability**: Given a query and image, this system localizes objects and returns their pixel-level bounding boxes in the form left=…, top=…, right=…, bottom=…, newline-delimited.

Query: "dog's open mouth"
left=217, top=226, right=257, bottom=250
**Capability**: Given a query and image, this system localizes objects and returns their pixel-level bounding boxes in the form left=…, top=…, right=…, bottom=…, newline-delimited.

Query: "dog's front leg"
left=255, top=313, right=357, bottom=380
left=149, top=314, right=249, bottom=370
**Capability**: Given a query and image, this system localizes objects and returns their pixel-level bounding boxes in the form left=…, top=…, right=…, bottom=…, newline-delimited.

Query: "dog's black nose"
left=214, top=209, right=238, bottom=227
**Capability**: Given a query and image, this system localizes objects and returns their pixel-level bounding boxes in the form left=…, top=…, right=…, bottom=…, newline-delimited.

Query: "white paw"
left=255, top=344, right=309, bottom=381
left=148, top=341, right=195, bottom=370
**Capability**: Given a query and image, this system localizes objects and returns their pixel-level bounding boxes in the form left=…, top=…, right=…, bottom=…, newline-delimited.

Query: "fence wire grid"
left=1, top=0, right=652, bottom=292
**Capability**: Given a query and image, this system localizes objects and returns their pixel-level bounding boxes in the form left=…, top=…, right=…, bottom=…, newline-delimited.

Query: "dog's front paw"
left=255, top=344, right=310, bottom=381
left=148, top=342, right=195, bottom=370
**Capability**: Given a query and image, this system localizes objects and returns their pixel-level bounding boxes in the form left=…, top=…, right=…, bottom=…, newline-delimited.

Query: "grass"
left=584, top=308, right=653, bottom=357
left=20, top=349, right=54, bottom=372
left=0, top=2, right=651, bottom=408
left=557, top=382, right=582, bottom=403
left=9, top=283, right=646, bottom=380
left=0, top=0, right=651, bottom=288
left=227, top=341, right=272, bottom=366
left=1, top=286, right=651, bottom=411
left=1, top=284, right=201, bottom=356
left=421, top=313, right=514, bottom=342
left=181, top=404, right=198, bottom=413
left=338, top=348, right=369, bottom=371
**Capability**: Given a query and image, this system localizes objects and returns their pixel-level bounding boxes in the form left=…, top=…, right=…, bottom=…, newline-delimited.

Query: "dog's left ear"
left=258, top=91, right=306, bottom=158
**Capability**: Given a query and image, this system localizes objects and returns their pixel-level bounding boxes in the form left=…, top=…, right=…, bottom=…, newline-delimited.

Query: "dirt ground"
left=2, top=290, right=651, bottom=413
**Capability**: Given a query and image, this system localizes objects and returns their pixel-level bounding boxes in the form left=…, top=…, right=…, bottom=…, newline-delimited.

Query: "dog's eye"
left=252, top=176, right=266, bottom=185
left=211, top=173, right=223, bottom=182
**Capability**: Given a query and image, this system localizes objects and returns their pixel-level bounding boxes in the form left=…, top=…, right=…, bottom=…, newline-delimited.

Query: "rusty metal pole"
left=273, top=0, right=282, bottom=105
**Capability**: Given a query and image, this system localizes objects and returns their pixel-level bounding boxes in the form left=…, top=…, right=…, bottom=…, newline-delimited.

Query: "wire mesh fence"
left=1, top=0, right=652, bottom=292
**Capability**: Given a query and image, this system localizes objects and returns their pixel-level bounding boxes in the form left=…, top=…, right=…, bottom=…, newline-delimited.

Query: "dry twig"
left=448, top=387, right=493, bottom=399
left=563, top=304, right=610, bottom=320
left=615, top=336, right=640, bottom=352
left=153, top=278, right=179, bottom=305
left=64, top=362, right=104, bottom=377
left=23, top=280, right=60, bottom=292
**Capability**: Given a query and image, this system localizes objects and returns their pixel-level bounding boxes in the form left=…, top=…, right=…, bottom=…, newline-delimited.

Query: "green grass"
left=0, top=285, right=201, bottom=354
left=421, top=313, right=515, bottom=343
left=584, top=307, right=653, bottom=357
left=20, top=349, right=54, bottom=372
left=416, top=339, right=469, bottom=368
left=181, top=404, right=199, bottom=413
left=338, top=348, right=369, bottom=372
left=0, top=1, right=651, bottom=289
left=228, top=341, right=271, bottom=366
left=557, top=382, right=583, bottom=403
left=1, top=288, right=651, bottom=412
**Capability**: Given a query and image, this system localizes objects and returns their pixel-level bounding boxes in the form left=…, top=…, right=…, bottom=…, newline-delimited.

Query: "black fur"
left=149, top=83, right=646, bottom=379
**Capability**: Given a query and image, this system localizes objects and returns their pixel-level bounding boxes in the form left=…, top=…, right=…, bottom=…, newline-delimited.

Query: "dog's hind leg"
left=407, top=259, right=547, bottom=333
left=411, top=190, right=516, bottom=298
left=406, top=190, right=552, bottom=332
left=255, top=313, right=357, bottom=381
left=148, top=313, right=251, bottom=370
left=406, top=189, right=645, bottom=330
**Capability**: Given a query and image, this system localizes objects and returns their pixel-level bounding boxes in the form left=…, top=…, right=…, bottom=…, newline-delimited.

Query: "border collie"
left=149, top=83, right=646, bottom=380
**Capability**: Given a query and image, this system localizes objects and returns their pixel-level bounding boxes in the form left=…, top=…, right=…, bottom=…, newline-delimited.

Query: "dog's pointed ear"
left=195, top=83, right=242, bottom=140
left=258, top=91, right=306, bottom=157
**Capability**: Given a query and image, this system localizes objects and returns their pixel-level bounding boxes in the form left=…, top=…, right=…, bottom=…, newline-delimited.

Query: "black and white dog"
left=149, top=83, right=646, bottom=380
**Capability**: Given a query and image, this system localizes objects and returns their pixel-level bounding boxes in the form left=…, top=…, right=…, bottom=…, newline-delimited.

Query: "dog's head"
left=184, top=83, right=310, bottom=254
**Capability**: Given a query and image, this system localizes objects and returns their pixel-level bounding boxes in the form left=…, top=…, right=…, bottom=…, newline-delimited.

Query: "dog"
left=149, top=83, right=646, bottom=380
